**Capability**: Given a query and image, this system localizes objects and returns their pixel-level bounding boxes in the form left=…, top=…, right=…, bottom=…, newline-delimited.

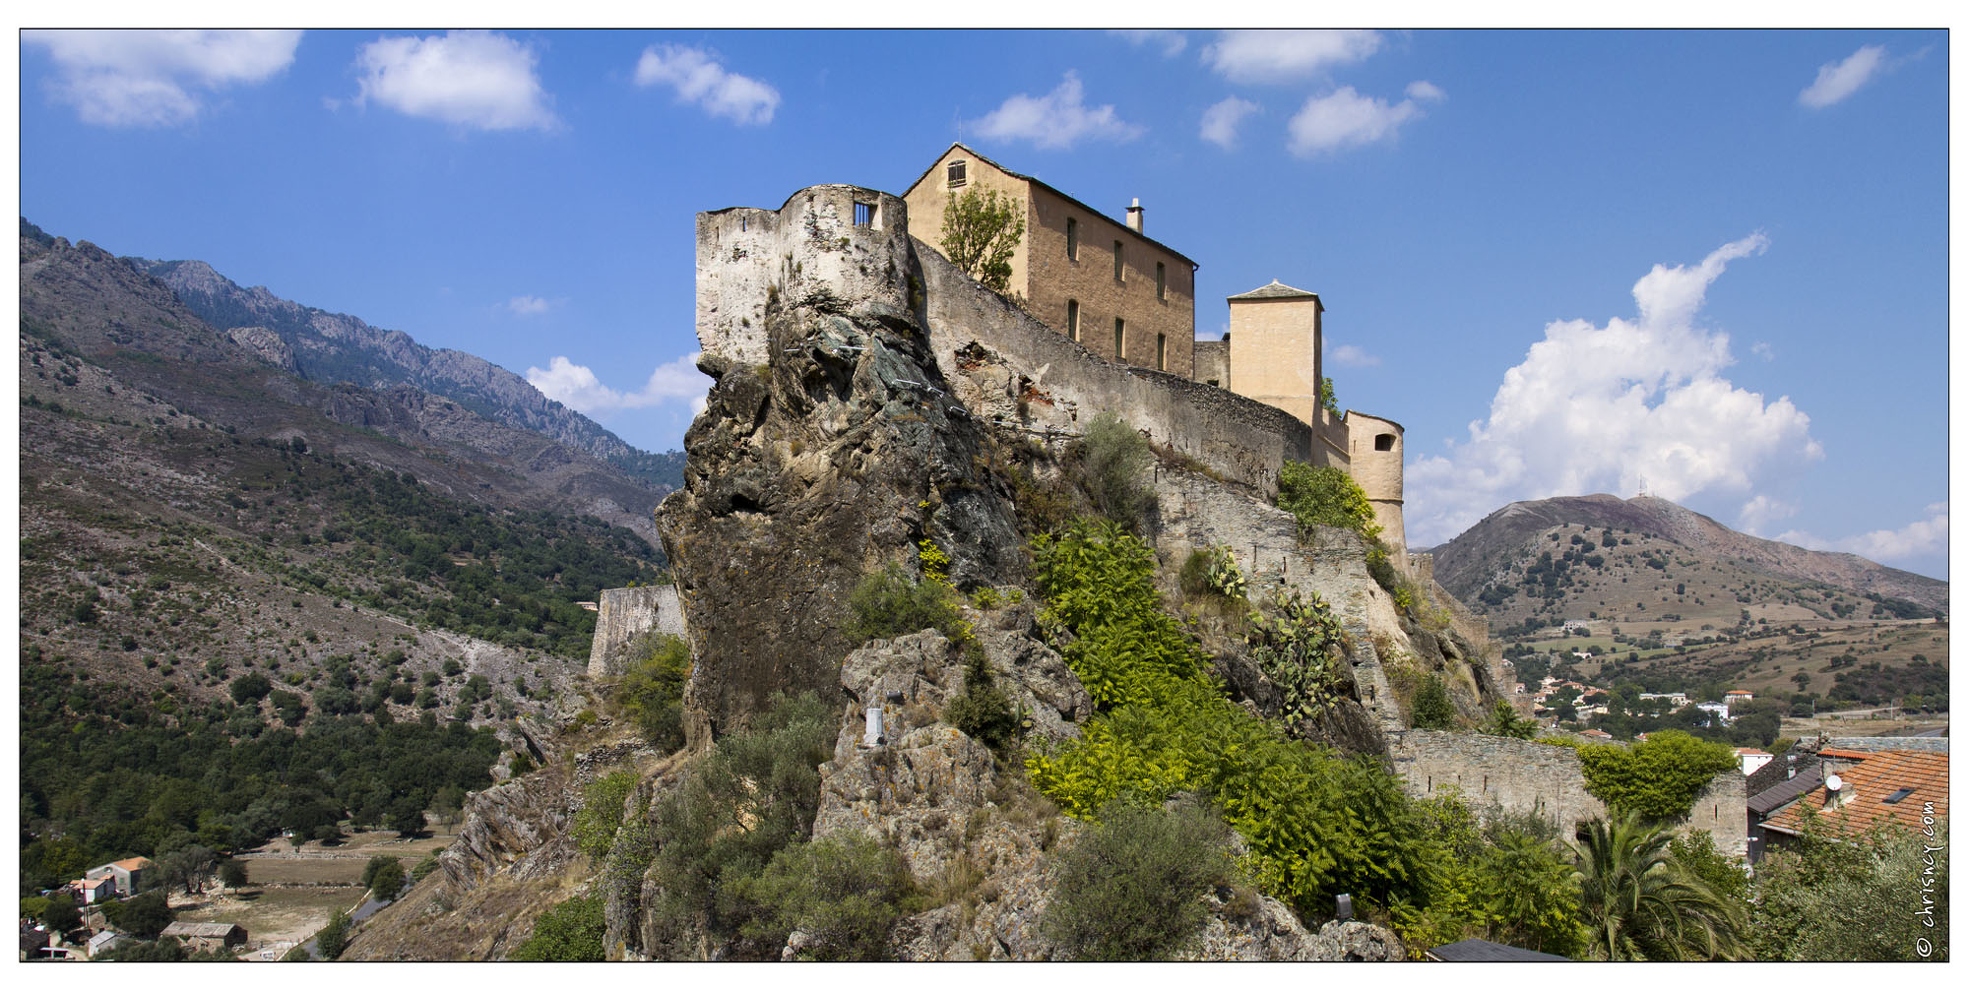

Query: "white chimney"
left=1126, top=197, right=1143, bottom=233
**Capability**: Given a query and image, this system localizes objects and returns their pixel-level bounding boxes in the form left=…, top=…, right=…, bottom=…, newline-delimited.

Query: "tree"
left=117, top=890, right=177, bottom=940
left=387, top=799, right=426, bottom=838
left=1076, top=411, right=1156, bottom=533
left=1574, top=730, right=1738, bottom=822
left=1319, top=376, right=1339, bottom=416
left=362, top=855, right=407, bottom=902
left=157, top=843, right=217, bottom=894
left=1410, top=674, right=1456, bottom=730
left=1570, top=816, right=1746, bottom=960
left=1750, top=817, right=1948, bottom=961
left=314, top=911, right=351, bottom=960
left=939, top=187, right=1025, bottom=293
left=1484, top=699, right=1538, bottom=739
left=41, top=896, right=81, bottom=933
left=738, top=833, right=914, bottom=961
left=218, top=858, right=250, bottom=889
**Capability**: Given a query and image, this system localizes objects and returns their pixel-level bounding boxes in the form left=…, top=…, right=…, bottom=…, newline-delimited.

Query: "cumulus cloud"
left=971, top=72, right=1144, bottom=150
left=1406, top=234, right=1825, bottom=547
left=354, top=31, right=555, bottom=131
left=1286, top=84, right=1439, bottom=157
left=634, top=44, right=780, bottom=126
left=1111, top=30, right=1186, bottom=57
left=527, top=354, right=711, bottom=417
left=1406, top=80, right=1447, bottom=102
left=1199, top=96, right=1260, bottom=149
left=1201, top=29, right=1382, bottom=84
left=24, top=29, right=300, bottom=127
left=1799, top=44, right=1887, bottom=109
left=505, top=295, right=552, bottom=317
left=1778, top=503, right=1947, bottom=565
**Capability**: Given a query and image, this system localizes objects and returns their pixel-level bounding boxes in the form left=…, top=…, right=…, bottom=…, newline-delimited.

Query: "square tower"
left=1225, top=279, right=1324, bottom=425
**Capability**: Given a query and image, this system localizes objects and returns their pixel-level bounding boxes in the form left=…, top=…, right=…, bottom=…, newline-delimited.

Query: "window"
left=1374, top=433, right=1396, bottom=452
left=1066, top=218, right=1078, bottom=260
left=853, top=201, right=875, bottom=227
left=947, top=160, right=967, bottom=187
left=1113, top=241, right=1124, bottom=280
left=1113, top=318, right=1125, bottom=360
left=1066, top=300, right=1080, bottom=342
left=1156, top=333, right=1167, bottom=371
left=1155, top=261, right=1166, bottom=300
left=1883, top=787, right=1916, bottom=804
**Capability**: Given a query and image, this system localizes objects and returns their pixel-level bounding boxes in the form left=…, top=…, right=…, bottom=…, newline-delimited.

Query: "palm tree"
left=1570, top=815, right=1747, bottom=960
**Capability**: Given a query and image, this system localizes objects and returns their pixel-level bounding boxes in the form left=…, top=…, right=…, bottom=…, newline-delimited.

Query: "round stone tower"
left=1345, top=411, right=1406, bottom=564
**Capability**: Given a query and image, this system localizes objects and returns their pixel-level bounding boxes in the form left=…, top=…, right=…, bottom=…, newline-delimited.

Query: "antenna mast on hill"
left=1637, top=475, right=1649, bottom=498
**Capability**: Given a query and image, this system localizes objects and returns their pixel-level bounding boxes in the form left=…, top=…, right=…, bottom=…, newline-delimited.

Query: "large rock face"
left=662, top=188, right=1024, bottom=744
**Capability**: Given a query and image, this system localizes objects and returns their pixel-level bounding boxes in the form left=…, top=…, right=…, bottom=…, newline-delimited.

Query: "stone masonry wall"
left=587, top=584, right=687, bottom=678
left=916, top=239, right=1314, bottom=497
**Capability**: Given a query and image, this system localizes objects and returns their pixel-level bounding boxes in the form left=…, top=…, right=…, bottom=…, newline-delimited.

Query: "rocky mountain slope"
left=1432, top=494, right=1945, bottom=614
left=130, top=254, right=684, bottom=490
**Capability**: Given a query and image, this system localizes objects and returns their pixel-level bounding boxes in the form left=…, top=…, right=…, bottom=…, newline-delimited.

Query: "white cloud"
left=1201, top=30, right=1383, bottom=84
left=1406, top=80, right=1447, bottom=102
left=1799, top=44, right=1887, bottom=109
left=1737, top=494, right=1799, bottom=534
left=24, top=29, right=301, bottom=127
left=527, top=354, right=711, bottom=417
left=1328, top=343, right=1380, bottom=368
left=1751, top=341, right=1775, bottom=360
left=634, top=44, right=780, bottom=126
left=1406, top=234, right=1825, bottom=547
left=354, top=31, right=555, bottom=131
left=505, top=295, right=552, bottom=317
left=1778, top=503, right=1947, bottom=565
left=1199, top=96, right=1260, bottom=149
left=970, top=72, right=1145, bottom=150
left=1287, top=84, right=1438, bottom=157
left=1111, top=30, right=1186, bottom=57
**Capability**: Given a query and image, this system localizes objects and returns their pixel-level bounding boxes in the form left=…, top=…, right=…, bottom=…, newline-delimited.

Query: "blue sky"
left=15, top=27, right=1951, bottom=579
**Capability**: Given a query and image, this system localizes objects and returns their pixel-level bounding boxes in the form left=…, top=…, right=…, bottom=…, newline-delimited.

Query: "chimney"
left=1126, top=197, right=1143, bottom=233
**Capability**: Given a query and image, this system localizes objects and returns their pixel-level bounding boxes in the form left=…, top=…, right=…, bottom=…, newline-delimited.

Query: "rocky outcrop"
left=662, top=188, right=1024, bottom=745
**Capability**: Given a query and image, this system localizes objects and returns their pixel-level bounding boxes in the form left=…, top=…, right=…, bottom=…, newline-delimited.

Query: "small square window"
left=853, top=202, right=875, bottom=227
left=947, top=161, right=967, bottom=187
left=1374, top=433, right=1396, bottom=452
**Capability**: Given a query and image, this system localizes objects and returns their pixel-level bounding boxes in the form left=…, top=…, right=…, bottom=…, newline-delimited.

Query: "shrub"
left=1276, top=462, right=1379, bottom=542
left=510, top=894, right=606, bottom=961
left=612, top=632, right=690, bottom=753
left=1484, top=699, right=1538, bottom=739
left=739, top=832, right=914, bottom=960
left=1410, top=674, right=1456, bottom=729
left=846, top=564, right=966, bottom=643
left=362, top=855, right=406, bottom=902
left=945, top=643, right=1018, bottom=753
left=230, top=671, right=272, bottom=704
left=1244, top=589, right=1346, bottom=726
left=1074, top=412, right=1156, bottom=532
left=1574, top=730, right=1738, bottom=822
left=639, top=692, right=837, bottom=959
left=1041, top=799, right=1233, bottom=960
left=573, top=771, right=638, bottom=862
left=314, top=910, right=350, bottom=960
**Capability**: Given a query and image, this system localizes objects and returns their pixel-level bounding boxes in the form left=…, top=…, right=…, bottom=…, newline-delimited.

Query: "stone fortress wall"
left=586, top=584, right=687, bottom=678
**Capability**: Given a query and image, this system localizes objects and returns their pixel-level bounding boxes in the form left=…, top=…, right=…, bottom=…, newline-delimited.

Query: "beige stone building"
left=903, top=142, right=1197, bottom=378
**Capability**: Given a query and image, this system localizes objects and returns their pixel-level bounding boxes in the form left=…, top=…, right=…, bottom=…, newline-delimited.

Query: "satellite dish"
left=1825, top=774, right=1844, bottom=793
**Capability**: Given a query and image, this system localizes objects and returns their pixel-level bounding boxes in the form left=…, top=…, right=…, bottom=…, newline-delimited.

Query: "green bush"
left=1074, top=412, right=1156, bottom=533
left=1041, top=799, right=1234, bottom=960
left=362, top=854, right=406, bottom=902
left=1244, top=589, right=1346, bottom=726
left=638, top=692, right=837, bottom=959
left=612, top=632, right=690, bottom=753
left=945, top=643, right=1018, bottom=753
left=314, top=911, right=351, bottom=960
left=846, top=564, right=966, bottom=643
left=572, top=771, right=638, bottom=862
left=511, top=894, right=607, bottom=961
left=1276, top=462, right=1379, bottom=542
left=1410, top=674, right=1456, bottom=729
left=1573, top=730, right=1737, bottom=822
left=1484, top=699, right=1538, bottom=739
left=739, top=832, right=915, bottom=960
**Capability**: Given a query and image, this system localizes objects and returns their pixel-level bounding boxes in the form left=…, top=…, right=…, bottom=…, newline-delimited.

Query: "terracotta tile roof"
left=1762, top=750, right=1948, bottom=838
left=109, top=856, right=151, bottom=871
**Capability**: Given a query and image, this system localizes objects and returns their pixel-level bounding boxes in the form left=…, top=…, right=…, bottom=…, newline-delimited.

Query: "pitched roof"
left=109, top=856, right=151, bottom=871
left=1427, top=938, right=1570, bottom=962
left=1761, top=750, right=1948, bottom=837
left=1747, top=763, right=1824, bottom=816
left=161, top=921, right=243, bottom=938
left=906, top=142, right=1201, bottom=268
left=1228, top=279, right=1320, bottom=302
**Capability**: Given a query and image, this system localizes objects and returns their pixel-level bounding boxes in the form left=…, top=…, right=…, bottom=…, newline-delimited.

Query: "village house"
left=84, top=856, right=151, bottom=897
left=160, top=921, right=248, bottom=956
left=1735, top=747, right=1774, bottom=776
left=1757, top=747, right=1948, bottom=858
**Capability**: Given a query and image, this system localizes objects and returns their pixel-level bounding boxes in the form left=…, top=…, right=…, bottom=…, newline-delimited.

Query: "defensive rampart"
left=586, top=584, right=687, bottom=678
